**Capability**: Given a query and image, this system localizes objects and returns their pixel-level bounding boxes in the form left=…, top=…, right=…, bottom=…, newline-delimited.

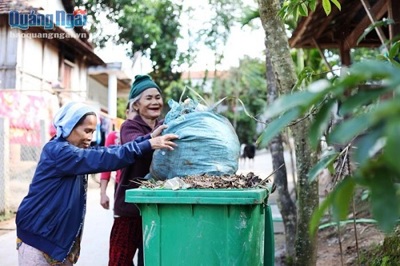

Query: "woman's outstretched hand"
left=149, top=134, right=179, bottom=150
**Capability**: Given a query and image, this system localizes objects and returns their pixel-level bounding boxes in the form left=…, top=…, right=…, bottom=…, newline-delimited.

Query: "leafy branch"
left=279, top=0, right=341, bottom=21
left=258, top=43, right=400, bottom=234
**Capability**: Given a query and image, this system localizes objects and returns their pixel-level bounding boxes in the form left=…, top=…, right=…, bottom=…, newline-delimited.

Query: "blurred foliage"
left=116, top=98, right=128, bottom=119
left=258, top=42, right=400, bottom=234
left=213, top=56, right=267, bottom=144
left=75, top=0, right=183, bottom=88
left=352, top=47, right=382, bottom=62
left=291, top=48, right=338, bottom=89
left=162, top=56, right=266, bottom=145
left=163, top=81, right=201, bottom=103
left=197, top=0, right=243, bottom=68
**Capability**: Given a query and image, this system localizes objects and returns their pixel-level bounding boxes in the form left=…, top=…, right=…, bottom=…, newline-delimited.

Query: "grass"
left=0, top=211, right=15, bottom=223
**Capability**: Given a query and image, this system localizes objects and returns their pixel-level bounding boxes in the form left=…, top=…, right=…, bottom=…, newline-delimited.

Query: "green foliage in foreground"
left=359, top=227, right=400, bottom=265
left=258, top=53, right=400, bottom=234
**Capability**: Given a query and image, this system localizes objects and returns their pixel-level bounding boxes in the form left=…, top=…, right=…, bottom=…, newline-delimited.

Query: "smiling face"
left=66, top=114, right=97, bottom=148
left=133, top=88, right=163, bottom=120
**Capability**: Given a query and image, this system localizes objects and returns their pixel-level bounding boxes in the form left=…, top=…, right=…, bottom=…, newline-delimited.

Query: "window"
left=62, top=60, right=73, bottom=89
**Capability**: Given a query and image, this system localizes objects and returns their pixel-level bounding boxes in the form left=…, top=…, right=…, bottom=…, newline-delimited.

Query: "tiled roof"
left=0, top=0, right=43, bottom=14
left=1, top=0, right=91, bottom=47
left=0, top=0, right=103, bottom=66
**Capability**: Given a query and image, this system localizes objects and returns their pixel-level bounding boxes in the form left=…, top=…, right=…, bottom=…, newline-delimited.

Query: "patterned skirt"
left=109, top=216, right=143, bottom=266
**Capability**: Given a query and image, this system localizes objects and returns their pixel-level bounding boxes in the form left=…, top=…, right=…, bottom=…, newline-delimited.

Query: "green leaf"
left=310, top=190, right=334, bottom=235
left=293, top=67, right=315, bottom=90
left=257, top=108, right=301, bottom=148
left=264, top=91, right=320, bottom=120
left=327, top=163, right=335, bottom=175
left=350, top=60, right=399, bottom=81
left=277, top=6, right=287, bottom=19
left=331, top=177, right=355, bottom=221
left=333, top=74, right=375, bottom=95
left=322, top=0, right=331, bottom=15
left=310, top=177, right=355, bottom=235
left=388, top=41, right=400, bottom=60
left=298, top=3, right=308, bottom=17
left=307, top=149, right=339, bottom=182
left=356, top=19, right=393, bottom=45
left=328, top=113, right=373, bottom=145
left=309, top=0, right=317, bottom=11
left=309, top=99, right=335, bottom=149
left=372, top=99, right=400, bottom=121
left=330, top=0, right=341, bottom=10
left=293, top=5, right=299, bottom=22
left=388, top=57, right=400, bottom=68
left=339, top=88, right=389, bottom=116
left=384, top=119, right=400, bottom=175
left=353, top=127, right=384, bottom=167
left=367, top=172, right=400, bottom=233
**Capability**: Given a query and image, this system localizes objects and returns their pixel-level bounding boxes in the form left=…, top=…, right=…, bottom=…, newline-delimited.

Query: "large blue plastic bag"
left=149, top=99, right=240, bottom=180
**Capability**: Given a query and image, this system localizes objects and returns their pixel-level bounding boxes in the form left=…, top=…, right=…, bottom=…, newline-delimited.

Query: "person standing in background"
left=100, top=102, right=136, bottom=210
left=109, top=75, right=165, bottom=266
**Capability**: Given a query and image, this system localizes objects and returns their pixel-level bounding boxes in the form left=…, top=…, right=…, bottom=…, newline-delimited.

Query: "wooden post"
left=359, top=0, right=389, bottom=52
left=388, top=0, right=400, bottom=41
left=0, top=117, right=10, bottom=214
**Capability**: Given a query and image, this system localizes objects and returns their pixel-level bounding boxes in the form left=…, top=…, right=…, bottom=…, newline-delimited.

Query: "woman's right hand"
left=149, top=134, right=179, bottom=150
left=100, top=193, right=110, bottom=209
left=150, top=124, right=168, bottom=138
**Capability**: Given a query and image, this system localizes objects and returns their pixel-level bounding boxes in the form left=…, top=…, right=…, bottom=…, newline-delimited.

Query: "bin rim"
left=125, top=187, right=270, bottom=205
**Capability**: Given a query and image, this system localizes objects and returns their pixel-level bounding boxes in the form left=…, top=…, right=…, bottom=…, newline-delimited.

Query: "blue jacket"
left=16, top=137, right=151, bottom=262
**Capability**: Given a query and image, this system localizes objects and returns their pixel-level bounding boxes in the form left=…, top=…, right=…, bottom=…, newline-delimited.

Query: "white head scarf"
left=53, top=102, right=97, bottom=138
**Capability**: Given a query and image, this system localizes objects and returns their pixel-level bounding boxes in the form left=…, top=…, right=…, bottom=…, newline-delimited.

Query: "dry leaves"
left=138, top=172, right=273, bottom=190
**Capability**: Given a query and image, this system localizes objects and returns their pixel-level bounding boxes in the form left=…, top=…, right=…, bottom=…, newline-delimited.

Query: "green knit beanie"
left=129, top=75, right=161, bottom=100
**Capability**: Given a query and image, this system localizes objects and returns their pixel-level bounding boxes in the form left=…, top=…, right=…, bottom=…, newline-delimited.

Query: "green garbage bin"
left=125, top=188, right=274, bottom=266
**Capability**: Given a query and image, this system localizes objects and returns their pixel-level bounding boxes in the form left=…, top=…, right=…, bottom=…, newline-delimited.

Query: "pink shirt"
left=100, top=131, right=122, bottom=183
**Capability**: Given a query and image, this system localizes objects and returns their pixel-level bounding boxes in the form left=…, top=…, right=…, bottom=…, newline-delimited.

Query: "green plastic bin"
left=125, top=188, right=274, bottom=266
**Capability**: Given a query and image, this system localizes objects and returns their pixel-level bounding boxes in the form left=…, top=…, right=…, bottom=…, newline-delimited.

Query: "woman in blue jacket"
left=16, top=101, right=178, bottom=265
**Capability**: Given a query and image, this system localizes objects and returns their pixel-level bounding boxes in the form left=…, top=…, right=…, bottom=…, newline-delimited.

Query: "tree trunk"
left=292, top=121, right=319, bottom=266
left=265, top=48, right=297, bottom=259
left=257, top=0, right=319, bottom=264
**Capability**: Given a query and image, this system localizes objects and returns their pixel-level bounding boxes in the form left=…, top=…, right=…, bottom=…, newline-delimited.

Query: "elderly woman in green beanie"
left=109, top=75, right=165, bottom=266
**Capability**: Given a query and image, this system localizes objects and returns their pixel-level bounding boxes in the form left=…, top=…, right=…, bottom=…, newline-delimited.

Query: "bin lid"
left=125, top=188, right=269, bottom=205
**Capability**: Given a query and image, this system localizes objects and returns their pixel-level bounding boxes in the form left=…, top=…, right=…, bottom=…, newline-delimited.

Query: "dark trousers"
left=109, top=216, right=143, bottom=266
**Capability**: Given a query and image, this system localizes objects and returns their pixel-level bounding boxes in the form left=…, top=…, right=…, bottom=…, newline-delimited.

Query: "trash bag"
left=149, top=99, right=240, bottom=180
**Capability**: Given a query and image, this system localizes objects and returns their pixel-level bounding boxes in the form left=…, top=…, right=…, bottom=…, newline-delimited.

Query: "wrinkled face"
left=134, top=88, right=163, bottom=120
left=66, top=114, right=97, bottom=148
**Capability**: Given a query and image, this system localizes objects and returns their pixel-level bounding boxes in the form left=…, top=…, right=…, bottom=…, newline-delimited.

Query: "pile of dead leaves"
left=138, top=172, right=274, bottom=190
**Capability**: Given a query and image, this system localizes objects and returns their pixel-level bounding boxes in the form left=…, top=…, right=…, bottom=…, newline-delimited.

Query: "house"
left=88, top=61, right=132, bottom=121
left=289, top=0, right=400, bottom=66
left=0, top=0, right=134, bottom=164
left=0, top=0, right=104, bottom=98
left=0, top=0, right=132, bottom=142
left=289, top=0, right=399, bottom=101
